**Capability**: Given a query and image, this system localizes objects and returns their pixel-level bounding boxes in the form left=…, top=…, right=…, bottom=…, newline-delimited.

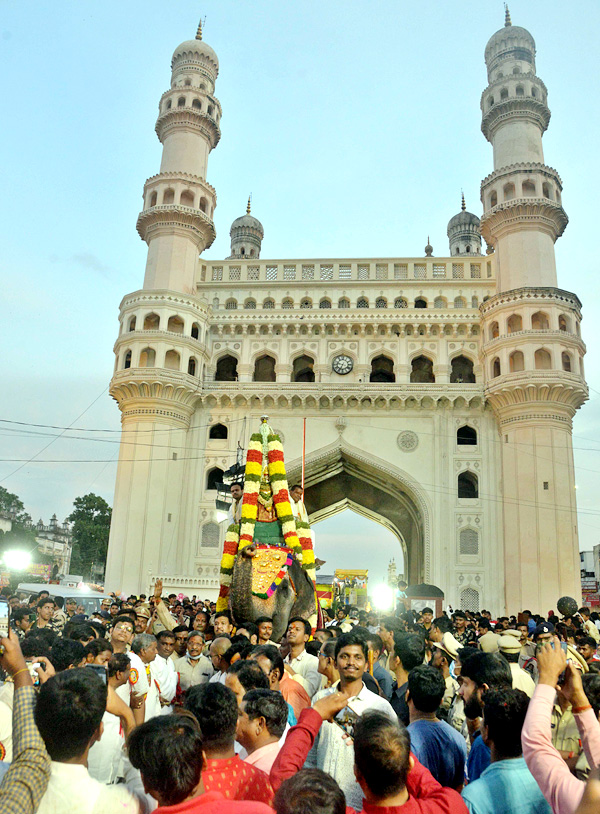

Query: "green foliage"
left=0, top=486, right=31, bottom=524
left=67, top=494, right=112, bottom=580
left=0, top=486, right=36, bottom=555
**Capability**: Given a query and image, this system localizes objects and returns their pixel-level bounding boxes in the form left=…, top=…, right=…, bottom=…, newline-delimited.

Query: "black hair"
left=222, top=640, right=254, bottom=665
left=273, top=769, right=345, bottom=814
left=460, top=651, right=512, bottom=690
left=255, top=616, right=274, bottom=626
left=321, top=639, right=337, bottom=660
left=108, top=652, right=130, bottom=678
left=421, top=607, right=433, bottom=615
left=53, top=596, right=64, bottom=609
left=407, top=665, right=445, bottom=713
left=579, top=607, right=591, bottom=617
left=354, top=711, right=411, bottom=797
left=482, top=688, right=529, bottom=758
left=84, top=638, right=113, bottom=659
left=453, top=610, right=467, bottom=620
left=432, top=616, right=453, bottom=635
left=243, top=688, right=288, bottom=738
left=478, top=618, right=491, bottom=630
left=28, top=627, right=57, bottom=647
left=380, top=616, right=404, bottom=642
left=37, top=597, right=54, bottom=610
left=582, top=673, right=600, bottom=716
left=172, top=624, right=189, bottom=635
left=578, top=636, right=597, bottom=649
left=366, top=633, right=384, bottom=654
left=253, top=644, right=285, bottom=680
left=128, top=715, right=202, bottom=806
left=20, top=636, right=50, bottom=660
left=184, top=682, right=238, bottom=749
left=315, top=628, right=333, bottom=641
left=305, top=640, right=322, bottom=657
left=156, top=629, right=176, bottom=642
left=393, top=633, right=426, bottom=672
left=67, top=623, right=97, bottom=643
left=334, top=630, right=368, bottom=661
left=228, top=659, right=269, bottom=691
left=111, top=615, right=135, bottom=631
left=50, top=639, right=86, bottom=672
left=214, top=610, right=232, bottom=623
left=237, top=621, right=259, bottom=639
left=288, top=616, right=311, bottom=636
left=89, top=620, right=106, bottom=637
left=35, top=669, right=107, bottom=761
left=12, top=608, right=32, bottom=624
left=455, top=645, right=478, bottom=664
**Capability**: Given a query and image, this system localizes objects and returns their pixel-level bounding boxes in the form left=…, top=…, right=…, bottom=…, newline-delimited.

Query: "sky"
left=1, top=1, right=599, bottom=587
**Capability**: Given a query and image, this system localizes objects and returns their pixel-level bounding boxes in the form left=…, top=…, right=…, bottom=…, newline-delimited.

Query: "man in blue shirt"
left=462, top=688, right=552, bottom=814
left=458, top=650, right=512, bottom=783
left=407, top=664, right=467, bottom=790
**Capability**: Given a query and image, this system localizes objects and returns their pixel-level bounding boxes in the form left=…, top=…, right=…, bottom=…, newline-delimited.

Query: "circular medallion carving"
left=397, top=431, right=419, bottom=452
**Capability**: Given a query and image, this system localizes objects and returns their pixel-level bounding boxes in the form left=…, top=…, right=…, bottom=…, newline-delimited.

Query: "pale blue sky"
left=1, top=1, right=599, bottom=587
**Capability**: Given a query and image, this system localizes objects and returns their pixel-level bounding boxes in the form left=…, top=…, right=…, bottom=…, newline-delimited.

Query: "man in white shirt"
left=129, top=633, right=162, bottom=721
left=227, top=481, right=244, bottom=525
left=34, top=668, right=138, bottom=813
left=284, top=617, right=321, bottom=698
left=306, top=630, right=397, bottom=811
left=208, top=636, right=231, bottom=684
left=173, top=632, right=213, bottom=693
left=152, top=630, right=178, bottom=713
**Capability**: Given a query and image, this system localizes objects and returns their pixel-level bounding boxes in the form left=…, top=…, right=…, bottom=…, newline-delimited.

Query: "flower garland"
left=267, top=433, right=303, bottom=560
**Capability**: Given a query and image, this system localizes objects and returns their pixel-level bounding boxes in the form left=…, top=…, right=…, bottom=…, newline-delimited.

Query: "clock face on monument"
left=332, top=354, right=353, bottom=375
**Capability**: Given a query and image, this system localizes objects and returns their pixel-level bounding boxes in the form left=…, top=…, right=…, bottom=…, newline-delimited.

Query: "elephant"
left=228, top=544, right=318, bottom=642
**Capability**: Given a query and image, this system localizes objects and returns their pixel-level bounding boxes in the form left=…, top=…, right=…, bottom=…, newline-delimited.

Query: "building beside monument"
left=105, top=12, right=587, bottom=613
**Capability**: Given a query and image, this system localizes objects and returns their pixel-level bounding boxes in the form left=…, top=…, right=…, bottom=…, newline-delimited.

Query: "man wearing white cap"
left=498, top=631, right=535, bottom=698
left=431, top=632, right=461, bottom=710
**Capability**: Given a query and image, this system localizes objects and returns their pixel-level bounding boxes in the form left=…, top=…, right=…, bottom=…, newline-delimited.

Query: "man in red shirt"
left=128, top=715, right=271, bottom=813
left=270, top=691, right=468, bottom=814
left=184, top=682, right=273, bottom=804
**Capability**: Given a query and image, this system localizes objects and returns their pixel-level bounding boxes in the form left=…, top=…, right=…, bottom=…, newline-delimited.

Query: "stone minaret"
left=479, top=9, right=587, bottom=611
left=105, top=22, right=222, bottom=593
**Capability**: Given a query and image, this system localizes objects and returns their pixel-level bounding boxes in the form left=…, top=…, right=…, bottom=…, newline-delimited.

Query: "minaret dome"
left=447, top=194, right=481, bottom=256
left=228, top=197, right=264, bottom=259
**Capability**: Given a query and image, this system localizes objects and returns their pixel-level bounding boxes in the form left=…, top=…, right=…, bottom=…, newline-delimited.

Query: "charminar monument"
left=104, top=10, right=588, bottom=613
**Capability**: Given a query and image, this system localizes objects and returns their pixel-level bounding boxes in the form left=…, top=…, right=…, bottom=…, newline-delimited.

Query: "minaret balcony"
left=480, top=197, right=568, bottom=243
left=155, top=107, right=220, bottom=149
left=481, top=96, right=550, bottom=142
left=136, top=203, right=216, bottom=248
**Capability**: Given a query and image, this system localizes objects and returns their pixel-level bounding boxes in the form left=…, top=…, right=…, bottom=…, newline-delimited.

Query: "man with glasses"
left=110, top=616, right=135, bottom=654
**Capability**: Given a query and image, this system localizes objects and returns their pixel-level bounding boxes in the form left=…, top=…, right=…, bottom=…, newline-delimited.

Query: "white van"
left=16, top=583, right=112, bottom=616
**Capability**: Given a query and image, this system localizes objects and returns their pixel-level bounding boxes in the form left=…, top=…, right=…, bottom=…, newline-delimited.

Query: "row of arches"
left=490, top=348, right=577, bottom=377
left=488, top=311, right=577, bottom=339
left=487, top=179, right=560, bottom=208
left=486, top=79, right=546, bottom=110
left=127, top=313, right=204, bottom=340
left=122, top=347, right=199, bottom=376
left=214, top=353, right=476, bottom=384
left=146, top=189, right=211, bottom=213
left=162, top=95, right=218, bottom=120
left=225, top=295, right=478, bottom=311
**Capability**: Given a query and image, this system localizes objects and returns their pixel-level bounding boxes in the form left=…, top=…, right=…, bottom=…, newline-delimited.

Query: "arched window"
left=167, top=315, right=184, bottom=334
left=139, top=347, right=156, bottom=367
left=209, top=423, right=228, bottom=440
left=149, top=191, right=158, bottom=207
left=339, top=298, right=350, bottom=309
left=458, top=471, right=479, bottom=499
left=454, top=296, right=466, bottom=309
left=177, top=96, right=186, bottom=107
left=414, top=298, right=427, bottom=309
left=215, top=355, right=238, bottom=382
left=558, top=315, right=568, bottom=332
left=123, top=350, right=132, bottom=369
left=531, top=86, right=537, bottom=98
left=459, top=528, right=479, bottom=554
left=163, top=188, right=175, bottom=204
left=460, top=587, right=480, bottom=613
left=180, top=190, right=194, bottom=207
left=465, top=245, right=471, bottom=253
left=522, top=180, right=536, bottom=196
left=471, top=296, right=479, bottom=308
left=512, top=65, right=521, bottom=75
left=394, top=297, right=408, bottom=308
left=207, top=105, right=214, bottom=115
left=489, top=321, right=499, bottom=340
left=192, top=99, right=201, bottom=109
left=187, top=357, right=197, bottom=376
left=370, top=355, right=395, bottom=383
left=375, top=297, right=387, bottom=309
left=542, top=182, right=552, bottom=199
left=503, top=182, right=515, bottom=201
left=490, top=190, right=498, bottom=207
left=516, top=84, right=525, bottom=97
left=144, top=312, right=160, bottom=330
left=357, top=297, right=369, bottom=308
left=225, top=299, right=238, bottom=310
left=450, top=355, right=475, bottom=383
left=166, top=100, right=172, bottom=110
left=201, top=522, right=220, bottom=547
left=434, top=297, right=446, bottom=308
left=244, top=299, right=257, bottom=310
left=206, top=467, right=223, bottom=491
left=300, top=298, right=312, bottom=309
left=500, top=87, right=509, bottom=100
left=292, top=355, right=315, bottom=383
left=488, top=95, right=494, bottom=108
left=281, top=298, right=294, bottom=309
left=531, top=311, right=549, bottom=330
left=191, top=322, right=200, bottom=339
left=492, top=357, right=501, bottom=378
left=410, top=355, right=435, bottom=383
left=457, top=425, right=477, bottom=445
left=534, top=349, right=552, bottom=369
left=165, top=349, right=180, bottom=370
left=507, top=314, right=522, bottom=333
left=319, top=299, right=332, bottom=309
left=263, top=299, right=275, bottom=309
left=253, top=355, right=276, bottom=382
left=561, top=352, right=572, bottom=372
left=509, top=350, right=525, bottom=372
left=128, top=316, right=137, bottom=332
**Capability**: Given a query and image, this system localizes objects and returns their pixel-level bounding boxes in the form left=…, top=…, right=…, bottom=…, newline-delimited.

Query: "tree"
left=0, top=486, right=36, bottom=552
left=67, top=494, right=112, bottom=580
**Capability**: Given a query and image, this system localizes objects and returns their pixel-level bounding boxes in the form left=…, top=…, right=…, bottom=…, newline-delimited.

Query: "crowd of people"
left=1, top=582, right=600, bottom=813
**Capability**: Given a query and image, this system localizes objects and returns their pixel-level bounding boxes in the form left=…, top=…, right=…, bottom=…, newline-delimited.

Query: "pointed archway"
left=287, top=442, right=431, bottom=585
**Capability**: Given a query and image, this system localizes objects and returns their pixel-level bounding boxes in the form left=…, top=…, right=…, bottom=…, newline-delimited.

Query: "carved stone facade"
left=104, top=14, right=587, bottom=613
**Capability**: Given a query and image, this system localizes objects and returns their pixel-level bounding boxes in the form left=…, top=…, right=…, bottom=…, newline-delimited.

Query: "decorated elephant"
left=216, top=419, right=320, bottom=641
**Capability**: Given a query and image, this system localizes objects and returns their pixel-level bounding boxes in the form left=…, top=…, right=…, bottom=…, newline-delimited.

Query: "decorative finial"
left=196, top=17, right=203, bottom=40
left=461, top=191, right=466, bottom=211
left=504, top=4, right=512, bottom=26
left=246, top=195, right=251, bottom=215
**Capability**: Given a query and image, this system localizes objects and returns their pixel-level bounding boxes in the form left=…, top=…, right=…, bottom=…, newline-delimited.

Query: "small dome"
left=172, top=24, right=218, bottom=72
left=485, top=25, right=535, bottom=63
left=230, top=213, right=264, bottom=236
left=447, top=209, right=480, bottom=231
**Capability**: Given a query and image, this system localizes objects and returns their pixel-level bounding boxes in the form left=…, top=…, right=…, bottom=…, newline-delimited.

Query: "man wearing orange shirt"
left=251, top=645, right=311, bottom=720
